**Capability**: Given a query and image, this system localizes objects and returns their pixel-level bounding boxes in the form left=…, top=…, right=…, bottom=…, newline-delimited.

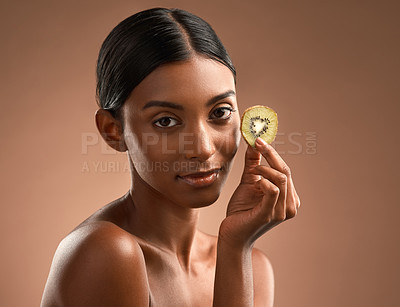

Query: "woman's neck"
left=126, top=171, right=201, bottom=268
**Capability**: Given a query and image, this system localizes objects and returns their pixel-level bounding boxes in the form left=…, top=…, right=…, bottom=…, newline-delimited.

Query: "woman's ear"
left=95, top=109, right=127, bottom=152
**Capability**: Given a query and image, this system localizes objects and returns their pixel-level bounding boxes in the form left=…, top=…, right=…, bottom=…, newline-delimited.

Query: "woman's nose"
left=182, top=122, right=215, bottom=161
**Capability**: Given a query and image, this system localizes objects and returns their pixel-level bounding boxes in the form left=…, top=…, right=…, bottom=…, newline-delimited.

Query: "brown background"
left=1, top=0, right=399, bottom=306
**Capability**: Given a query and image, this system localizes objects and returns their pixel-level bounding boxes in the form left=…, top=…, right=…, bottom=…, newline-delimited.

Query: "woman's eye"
left=211, top=107, right=235, bottom=120
left=154, top=117, right=179, bottom=128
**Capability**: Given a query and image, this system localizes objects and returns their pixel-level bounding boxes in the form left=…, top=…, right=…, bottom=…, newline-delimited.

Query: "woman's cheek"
left=227, top=117, right=241, bottom=154
left=213, top=125, right=239, bottom=165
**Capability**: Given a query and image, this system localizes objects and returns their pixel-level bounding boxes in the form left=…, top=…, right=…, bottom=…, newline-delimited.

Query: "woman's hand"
left=219, top=137, right=301, bottom=248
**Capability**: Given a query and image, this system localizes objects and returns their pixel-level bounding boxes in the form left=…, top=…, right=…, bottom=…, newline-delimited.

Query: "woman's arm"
left=213, top=240, right=254, bottom=306
left=213, top=137, right=300, bottom=306
left=41, top=222, right=149, bottom=307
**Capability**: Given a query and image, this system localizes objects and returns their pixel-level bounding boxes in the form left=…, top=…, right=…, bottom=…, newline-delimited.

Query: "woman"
left=41, top=7, right=300, bottom=306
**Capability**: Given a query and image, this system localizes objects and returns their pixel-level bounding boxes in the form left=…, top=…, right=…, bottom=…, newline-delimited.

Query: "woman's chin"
left=178, top=190, right=221, bottom=209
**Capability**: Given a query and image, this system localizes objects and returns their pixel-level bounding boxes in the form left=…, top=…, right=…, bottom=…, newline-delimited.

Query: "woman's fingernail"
left=256, top=137, right=267, bottom=146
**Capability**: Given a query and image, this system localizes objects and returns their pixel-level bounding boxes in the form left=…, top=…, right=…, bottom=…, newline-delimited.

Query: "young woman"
left=41, top=8, right=300, bottom=306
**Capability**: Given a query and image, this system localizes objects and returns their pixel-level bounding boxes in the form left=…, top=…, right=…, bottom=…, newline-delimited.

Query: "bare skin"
left=41, top=55, right=300, bottom=306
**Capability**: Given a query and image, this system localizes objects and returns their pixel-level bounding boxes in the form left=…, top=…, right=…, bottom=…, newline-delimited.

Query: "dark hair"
left=96, top=7, right=236, bottom=119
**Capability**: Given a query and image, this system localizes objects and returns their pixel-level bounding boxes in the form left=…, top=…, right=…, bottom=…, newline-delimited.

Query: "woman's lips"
left=177, top=169, right=220, bottom=187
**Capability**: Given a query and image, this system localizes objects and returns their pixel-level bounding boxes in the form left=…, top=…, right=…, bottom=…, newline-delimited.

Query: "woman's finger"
left=255, top=137, right=302, bottom=215
left=254, top=167, right=287, bottom=222
left=252, top=165, right=287, bottom=187
left=252, top=163, right=298, bottom=220
left=240, top=145, right=262, bottom=184
left=285, top=177, right=298, bottom=219
left=256, top=178, right=280, bottom=223
left=294, top=190, right=301, bottom=209
left=254, top=137, right=292, bottom=177
left=285, top=174, right=300, bottom=215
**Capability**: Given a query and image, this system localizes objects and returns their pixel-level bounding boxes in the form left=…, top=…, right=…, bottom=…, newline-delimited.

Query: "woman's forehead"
left=125, top=56, right=236, bottom=109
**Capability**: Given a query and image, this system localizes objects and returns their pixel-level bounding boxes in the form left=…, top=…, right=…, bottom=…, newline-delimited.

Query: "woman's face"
left=121, top=55, right=240, bottom=208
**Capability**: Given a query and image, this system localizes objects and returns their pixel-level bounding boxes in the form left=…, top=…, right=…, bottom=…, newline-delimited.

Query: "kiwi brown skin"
left=240, top=105, right=278, bottom=147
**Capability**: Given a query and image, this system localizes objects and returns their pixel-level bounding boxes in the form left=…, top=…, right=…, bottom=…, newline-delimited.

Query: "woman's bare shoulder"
left=41, top=220, right=149, bottom=306
left=252, top=247, right=274, bottom=306
left=73, top=192, right=133, bottom=231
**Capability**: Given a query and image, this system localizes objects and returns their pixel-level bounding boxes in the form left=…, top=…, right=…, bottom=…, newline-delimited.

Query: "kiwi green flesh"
left=241, top=106, right=278, bottom=147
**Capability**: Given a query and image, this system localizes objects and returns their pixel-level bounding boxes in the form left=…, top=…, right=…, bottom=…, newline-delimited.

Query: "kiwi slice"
left=241, top=105, right=278, bottom=147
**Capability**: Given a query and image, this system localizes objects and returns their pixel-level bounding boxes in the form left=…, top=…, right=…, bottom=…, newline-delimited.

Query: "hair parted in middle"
left=96, top=7, right=236, bottom=119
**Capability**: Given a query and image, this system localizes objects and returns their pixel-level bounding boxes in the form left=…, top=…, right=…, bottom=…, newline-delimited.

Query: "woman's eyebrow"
left=142, top=90, right=236, bottom=110
left=142, top=101, right=183, bottom=110
left=205, top=90, right=236, bottom=107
